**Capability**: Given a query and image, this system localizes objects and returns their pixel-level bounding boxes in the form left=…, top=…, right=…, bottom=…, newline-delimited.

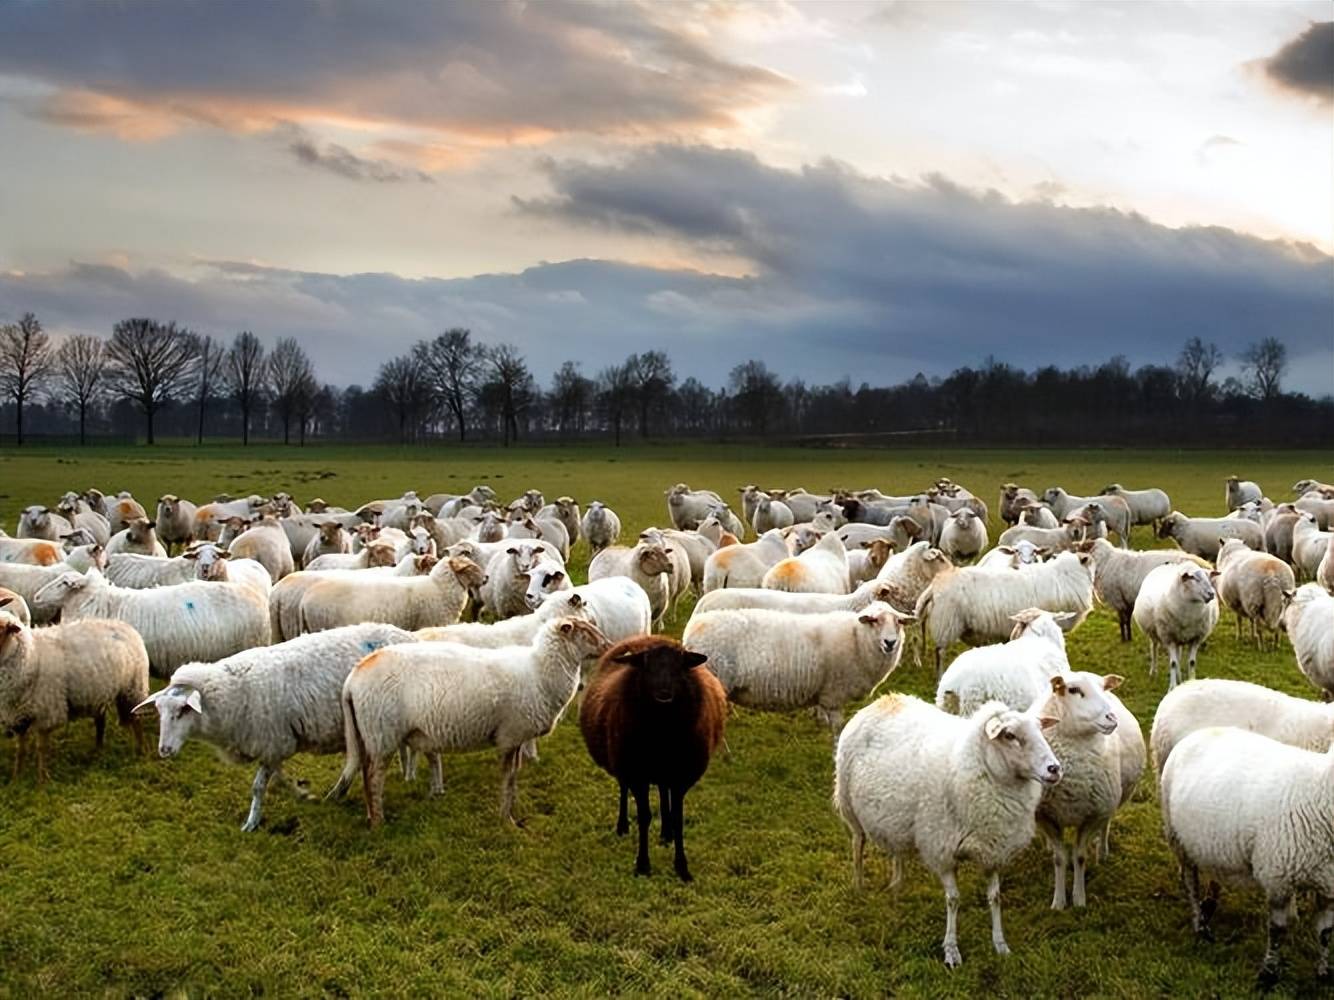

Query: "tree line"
left=0, top=314, right=1327, bottom=447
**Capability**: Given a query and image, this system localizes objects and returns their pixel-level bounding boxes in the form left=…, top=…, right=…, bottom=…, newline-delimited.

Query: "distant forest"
left=0, top=314, right=1329, bottom=448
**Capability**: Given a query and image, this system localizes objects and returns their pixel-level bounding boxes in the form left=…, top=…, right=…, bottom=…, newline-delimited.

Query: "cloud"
left=0, top=0, right=795, bottom=158
left=1260, top=21, right=1333, bottom=102
left=281, top=125, right=433, bottom=183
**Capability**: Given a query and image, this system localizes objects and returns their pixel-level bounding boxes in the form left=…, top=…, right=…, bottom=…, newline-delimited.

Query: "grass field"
left=0, top=443, right=1328, bottom=998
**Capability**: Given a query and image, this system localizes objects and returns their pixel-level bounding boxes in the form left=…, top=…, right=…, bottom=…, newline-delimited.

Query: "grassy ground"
left=0, top=443, right=1328, bottom=998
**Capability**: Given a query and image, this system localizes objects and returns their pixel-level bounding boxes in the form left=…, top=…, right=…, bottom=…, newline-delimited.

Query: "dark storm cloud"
left=1261, top=21, right=1334, bottom=101
left=0, top=1, right=793, bottom=140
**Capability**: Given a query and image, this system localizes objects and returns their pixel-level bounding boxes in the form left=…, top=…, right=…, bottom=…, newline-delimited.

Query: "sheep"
left=192, top=495, right=265, bottom=540
left=16, top=505, right=73, bottom=541
left=871, top=541, right=954, bottom=613
left=682, top=601, right=911, bottom=732
left=0, top=587, right=30, bottom=625
left=1224, top=474, right=1263, bottom=512
left=1098, top=483, right=1171, bottom=534
left=1263, top=504, right=1302, bottom=564
left=0, top=537, right=68, bottom=566
left=480, top=542, right=557, bottom=620
left=504, top=488, right=545, bottom=517
left=580, top=501, right=622, bottom=555
left=935, top=609, right=1077, bottom=717
left=378, top=497, right=425, bottom=533
left=834, top=694, right=1062, bottom=967
left=0, top=610, right=149, bottom=782
left=1157, top=510, right=1263, bottom=561
left=1293, top=511, right=1334, bottom=580
left=915, top=551, right=1096, bottom=676
left=997, top=520, right=1085, bottom=554
left=154, top=495, right=198, bottom=552
left=1284, top=584, right=1334, bottom=697
left=407, top=511, right=473, bottom=554
left=636, top=527, right=692, bottom=615
left=1214, top=539, right=1296, bottom=648
left=508, top=514, right=570, bottom=562
left=589, top=540, right=674, bottom=627
left=665, top=483, right=724, bottom=531
left=1160, top=727, right=1334, bottom=987
left=1080, top=538, right=1209, bottom=642
left=1013, top=499, right=1060, bottom=529
left=838, top=517, right=923, bottom=553
left=0, top=544, right=107, bottom=623
left=653, top=528, right=716, bottom=593
left=1294, top=479, right=1334, bottom=498
left=1132, top=563, right=1219, bottom=689
left=705, top=503, right=747, bottom=540
left=536, top=497, right=581, bottom=545
left=780, top=489, right=838, bottom=524
left=136, top=623, right=416, bottom=831
left=32, top=569, right=270, bottom=678
left=847, top=538, right=894, bottom=586
left=227, top=515, right=295, bottom=583
left=336, top=618, right=611, bottom=826
left=268, top=552, right=434, bottom=641
left=355, top=490, right=423, bottom=524
left=580, top=636, right=727, bottom=880
left=938, top=509, right=986, bottom=564
left=299, top=555, right=483, bottom=633
left=751, top=494, right=794, bottom=535
left=304, top=539, right=399, bottom=572
left=904, top=496, right=950, bottom=545
left=302, top=521, right=351, bottom=568
left=184, top=543, right=272, bottom=601
left=54, top=497, right=110, bottom=546
left=738, top=485, right=765, bottom=527
left=976, top=540, right=1046, bottom=570
left=278, top=511, right=362, bottom=562
left=105, top=517, right=167, bottom=558
left=1320, top=533, right=1334, bottom=594
left=762, top=530, right=850, bottom=595
left=1041, top=488, right=1132, bottom=547
left=999, top=483, right=1040, bottom=526
left=1031, top=671, right=1129, bottom=909
left=425, top=485, right=496, bottom=516
left=691, top=576, right=901, bottom=617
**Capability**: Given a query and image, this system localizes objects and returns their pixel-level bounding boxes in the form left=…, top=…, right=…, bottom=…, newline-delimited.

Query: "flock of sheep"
left=1, top=473, right=1333, bottom=986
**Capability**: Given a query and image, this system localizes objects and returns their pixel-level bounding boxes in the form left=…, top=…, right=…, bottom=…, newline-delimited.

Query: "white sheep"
left=658, top=528, right=716, bottom=593
left=1214, top=539, right=1296, bottom=648
left=1296, top=494, right=1334, bottom=531
left=834, top=694, right=1062, bottom=967
left=665, top=483, right=724, bottom=531
left=1160, top=727, right=1334, bottom=986
left=299, top=555, right=484, bottom=633
left=480, top=542, right=547, bottom=621
left=1082, top=538, right=1208, bottom=642
left=1318, top=533, right=1333, bottom=594
left=976, top=540, right=1045, bottom=570
left=761, top=530, right=850, bottom=594
left=1015, top=501, right=1060, bottom=529
left=1041, top=488, right=1132, bottom=547
left=304, top=539, right=399, bottom=572
left=1157, top=510, right=1263, bottom=561
left=846, top=539, right=894, bottom=586
left=580, top=501, right=622, bottom=554
left=227, top=515, right=295, bottom=583
left=154, top=494, right=198, bottom=551
left=998, top=483, right=1039, bottom=525
left=426, top=485, right=496, bottom=516
left=16, top=505, right=73, bottom=541
left=0, top=611, right=149, bottom=782
left=136, top=623, right=417, bottom=831
left=589, top=539, right=675, bottom=627
left=0, top=544, right=107, bottom=623
left=268, top=552, right=434, bottom=641
left=32, top=569, right=271, bottom=678
left=702, top=529, right=789, bottom=592
left=335, top=617, right=611, bottom=826
left=508, top=514, right=570, bottom=562
left=0, top=537, right=67, bottom=566
left=691, top=575, right=899, bottom=617
left=1098, top=483, right=1171, bottom=534
left=838, top=517, right=924, bottom=553
left=996, top=521, right=1085, bottom=554
left=939, top=509, right=987, bottom=563
left=1283, top=584, right=1334, bottom=697
left=105, top=517, right=168, bottom=557
left=935, top=609, right=1076, bottom=716
left=683, top=601, right=910, bottom=732
left=101, top=492, right=150, bottom=536
left=751, top=494, right=794, bottom=535
left=1132, top=563, right=1219, bottom=689
left=915, top=551, right=1095, bottom=675
left=1292, top=511, right=1333, bottom=580
left=0, top=588, right=30, bottom=625
left=302, top=521, right=352, bottom=567
left=1224, top=475, right=1263, bottom=512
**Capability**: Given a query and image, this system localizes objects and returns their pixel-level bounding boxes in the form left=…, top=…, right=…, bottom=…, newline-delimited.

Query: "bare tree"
left=192, top=334, right=225, bottom=445
left=267, top=337, right=315, bottom=445
left=374, top=353, right=432, bottom=443
left=224, top=331, right=266, bottom=446
left=596, top=361, right=635, bottom=447
left=729, top=359, right=783, bottom=435
left=1241, top=337, right=1288, bottom=400
left=483, top=344, right=533, bottom=447
left=414, top=328, right=481, bottom=441
left=0, top=312, right=54, bottom=446
left=627, top=350, right=675, bottom=438
left=54, top=334, right=106, bottom=446
left=550, top=360, right=593, bottom=436
left=105, top=318, right=199, bottom=445
left=1175, top=337, right=1223, bottom=402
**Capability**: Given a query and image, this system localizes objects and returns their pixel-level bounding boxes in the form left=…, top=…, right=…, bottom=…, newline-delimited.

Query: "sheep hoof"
left=675, top=863, right=693, bottom=883
left=635, top=863, right=651, bottom=878
left=615, top=820, right=629, bottom=837
left=240, top=818, right=260, bottom=833
left=993, top=941, right=1010, bottom=957
left=943, top=944, right=963, bottom=968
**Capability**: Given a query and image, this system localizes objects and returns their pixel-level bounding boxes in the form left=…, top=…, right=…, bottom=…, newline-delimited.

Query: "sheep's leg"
left=849, top=827, right=866, bottom=889
left=35, top=730, right=50, bottom=784
left=940, top=869, right=963, bottom=967
left=1072, top=827, right=1093, bottom=908
left=1258, top=895, right=1291, bottom=989
left=12, top=730, right=28, bottom=781
left=1147, top=640, right=1157, bottom=678
left=428, top=754, right=444, bottom=797
left=399, top=746, right=416, bottom=783
left=499, top=747, right=523, bottom=826
left=671, top=786, right=691, bottom=882
left=128, top=714, right=146, bottom=756
left=1118, top=610, right=1131, bottom=643
left=1049, top=841, right=1068, bottom=911
left=1186, top=643, right=1199, bottom=684
left=242, top=764, right=272, bottom=832
left=1167, top=644, right=1181, bottom=690
left=632, top=782, right=652, bottom=877
left=1177, top=857, right=1212, bottom=939
left=616, top=783, right=629, bottom=836
left=889, top=856, right=903, bottom=889
left=521, top=739, right=539, bottom=762
left=93, top=712, right=106, bottom=750
left=987, top=872, right=1010, bottom=956
left=363, top=754, right=386, bottom=828
left=657, top=785, right=673, bottom=844
left=1313, top=894, right=1333, bottom=981
left=327, top=756, right=357, bottom=801
left=1098, top=819, right=1112, bottom=861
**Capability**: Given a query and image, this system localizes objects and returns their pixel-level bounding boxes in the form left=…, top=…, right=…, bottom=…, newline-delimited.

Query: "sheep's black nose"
left=1047, top=763, right=1061, bottom=776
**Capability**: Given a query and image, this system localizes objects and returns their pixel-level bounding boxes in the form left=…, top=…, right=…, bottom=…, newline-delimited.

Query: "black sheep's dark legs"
left=672, top=786, right=692, bottom=882
left=633, top=783, right=652, bottom=876
left=616, top=782, right=629, bottom=836
left=658, top=785, right=673, bottom=844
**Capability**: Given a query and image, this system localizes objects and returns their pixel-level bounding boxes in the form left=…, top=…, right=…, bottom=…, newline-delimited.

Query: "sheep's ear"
left=857, top=611, right=881, bottom=625
left=888, top=609, right=916, bottom=623
left=611, top=648, right=642, bottom=665
left=559, top=621, right=574, bottom=634
left=182, top=549, right=199, bottom=560
left=984, top=717, right=1009, bottom=740
left=1, top=619, right=22, bottom=635
left=184, top=690, right=203, bottom=714
left=663, top=547, right=674, bottom=554
left=1037, top=715, right=1061, bottom=730
left=1049, top=675, right=1067, bottom=695
left=131, top=690, right=163, bottom=714
left=1102, top=674, right=1125, bottom=691
left=567, top=593, right=583, bottom=609
left=998, top=546, right=1016, bottom=555
left=505, top=546, right=520, bottom=555
left=0, top=597, right=10, bottom=609
left=549, top=570, right=566, bottom=584
left=682, top=650, right=709, bottom=669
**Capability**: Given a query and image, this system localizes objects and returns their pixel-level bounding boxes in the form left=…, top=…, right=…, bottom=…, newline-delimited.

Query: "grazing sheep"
left=0, top=544, right=107, bottom=623
left=1160, top=727, right=1334, bottom=987
left=1293, top=512, right=1333, bottom=580
left=751, top=494, right=794, bottom=535
left=834, top=694, right=1062, bottom=967
left=665, top=483, right=724, bottom=531
left=0, top=609, right=149, bottom=782
left=939, top=509, right=986, bottom=564
left=1081, top=538, right=1209, bottom=642
left=1224, top=475, right=1263, bottom=512
left=1157, top=510, right=1263, bottom=561
left=299, top=555, right=483, bottom=633
left=32, top=569, right=270, bottom=678
left=1283, top=584, right=1334, bottom=697
left=976, top=540, right=1046, bottom=570
left=935, top=609, right=1076, bottom=716
left=590, top=539, right=676, bottom=627
left=17, top=505, right=73, bottom=541
left=915, top=551, right=1096, bottom=676
left=1041, top=488, right=1132, bottom=547
left=537, top=497, right=581, bottom=545
left=999, top=484, right=1040, bottom=525
left=1132, top=563, right=1219, bottom=689
left=847, top=539, right=894, bottom=586
left=336, top=618, right=610, bottom=826
left=1098, top=483, right=1171, bottom=534
left=137, top=623, right=416, bottom=831
left=580, top=501, right=622, bottom=555
left=683, top=601, right=910, bottom=732
left=268, top=552, right=434, bottom=641
left=302, top=521, right=351, bottom=568
left=227, top=515, right=295, bottom=583
left=105, top=517, right=168, bottom=558
left=154, top=495, right=198, bottom=552
left=1214, top=539, right=1296, bottom=648
left=580, top=636, right=727, bottom=880
left=762, top=530, right=851, bottom=595
left=702, top=529, right=791, bottom=593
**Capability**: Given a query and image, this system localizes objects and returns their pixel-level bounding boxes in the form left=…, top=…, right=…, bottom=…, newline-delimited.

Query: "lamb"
left=298, top=555, right=483, bottom=633
left=16, top=505, right=73, bottom=541
left=1213, top=539, right=1296, bottom=648
left=1224, top=474, right=1263, bottom=512
left=154, top=494, right=198, bottom=552
left=0, top=544, right=107, bottom=623
left=1098, top=483, right=1171, bottom=534
left=1292, top=511, right=1334, bottom=580
left=268, top=552, right=434, bottom=641
left=335, top=618, right=611, bottom=826
left=938, top=509, right=986, bottom=564
left=227, top=515, right=295, bottom=583
left=847, top=539, right=894, bottom=586
left=136, top=623, right=416, bottom=831
left=1283, top=584, right=1334, bottom=697
left=935, top=609, right=1077, bottom=717
left=1132, top=563, right=1219, bottom=689
left=751, top=494, right=794, bottom=535
left=915, top=551, right=1096, bottom=676
left=105, top=517, right=168, bottom=557
left=1157, top=510, right=1263, bottom=561
left=580, top=636, right=727, bottom=880
left=1041, top=488, right=1132, bottom=547
left=32, top=569, right=271, bottom=678
left=665, top=483, right=724, bottom=531
left=1031, top=671, right=1129, bottom=909
left=1160, top=727, right=1334, bottom=987
left=999, top=483, right=1040, bottom=525
left=590, top=539, right=676, bottom=627
left=580, top=501, right=622, bottom=555
left=1081, top=538, right=1208, bottom=642
left=834, top=694, right=1062, bottom=967
left=761, top=530, right=850, bottom=595
left=976, top=540, right=1045, bottom=570
left=536, top=497, right=581, bottom=545
left=0, top=608, right=149, bottom=782
left=682, top=601, right=911, bottom=732
left=302, top=521, right=351, bottom=568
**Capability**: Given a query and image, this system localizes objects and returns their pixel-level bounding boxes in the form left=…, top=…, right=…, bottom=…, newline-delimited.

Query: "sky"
left=0, top=0, right=1330, bottom=394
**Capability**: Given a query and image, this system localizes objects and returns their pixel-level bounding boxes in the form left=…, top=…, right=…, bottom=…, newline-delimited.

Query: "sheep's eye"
left=1069, top=686, right=1082, bottom=696
left=1003, top=731, right=1017, bottom=741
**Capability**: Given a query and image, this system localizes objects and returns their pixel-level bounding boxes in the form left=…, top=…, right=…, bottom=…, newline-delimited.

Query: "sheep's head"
left=857, top=601, right=914, bottom=658
left=605, top=636, right=709, bottom=705
left=1041, top=487, right=1062, bottom=504
left=552, top=618, right=612, bottom=661
left=862, top=538, right=894, bottom=570
left=306, top=498, right=329, bottom=513
left=788, top=526, right=822, bottom=555
left=365, top=540, right=398, bottom=568
left=1043, top=672, right=1121, bottom=737
left=318, top=522, right=345, bottom=543
left=522, top=557, right=569, bottom=610
left=0, top=605, right=25, bottom=651
left=1175, top=566, right=1216, bottom=605
left=32, top=570, right=94, bottom=613
left=1157, top=512, right=1184, bottom=540
left=636, top=543, right=674, bottom=577
left=980, top=709, right=1062, bottom=786
left=446, top=555, right=485, bottom=590
left=134, top=684, right=203, bottom=757
left=21, top=505, right=50, bottom=530
left=186, top=543, right=231, bottom=581
left=127, top=517, right=157, bottom=544
left=1008, top=608, right=1079, bottom=642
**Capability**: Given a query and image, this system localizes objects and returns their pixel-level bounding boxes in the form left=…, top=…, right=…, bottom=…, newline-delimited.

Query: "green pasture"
left=0, top=443, right=1328, bottom=998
